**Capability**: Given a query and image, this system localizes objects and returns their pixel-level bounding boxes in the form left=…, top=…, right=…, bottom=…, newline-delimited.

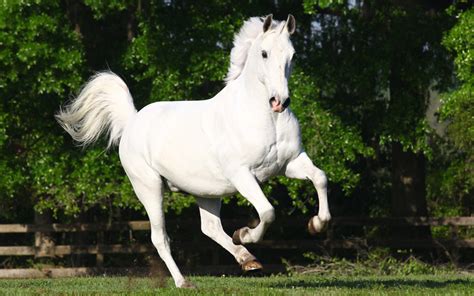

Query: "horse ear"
left=262, top=14, right=273, bottom=33
left=286, top=14, right=296, bottom=35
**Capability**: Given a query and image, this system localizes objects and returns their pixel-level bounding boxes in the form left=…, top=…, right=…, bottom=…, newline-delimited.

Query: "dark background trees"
left=0, top=0, right=471, bottom=237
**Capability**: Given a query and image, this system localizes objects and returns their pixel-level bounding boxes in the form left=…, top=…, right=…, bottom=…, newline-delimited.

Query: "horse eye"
left=261, top=50, right=268, bottom=59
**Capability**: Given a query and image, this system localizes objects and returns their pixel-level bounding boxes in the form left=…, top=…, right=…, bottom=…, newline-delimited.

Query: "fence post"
left=96, top=230, right=104, bottom=267
left=34, top=210, right=55, bottom=258
left=326, top=220, right=335, bottom=256
left=449, top=224, right=460, bottom=266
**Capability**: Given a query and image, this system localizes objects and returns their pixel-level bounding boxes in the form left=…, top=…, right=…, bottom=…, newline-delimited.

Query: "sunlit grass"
left=0, top=273, right=472, bottom=295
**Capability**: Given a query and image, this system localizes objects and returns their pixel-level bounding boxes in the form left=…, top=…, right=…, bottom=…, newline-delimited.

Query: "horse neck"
left=232, top=55, right=268, bottom=111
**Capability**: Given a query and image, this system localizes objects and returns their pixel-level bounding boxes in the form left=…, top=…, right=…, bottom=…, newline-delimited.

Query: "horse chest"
left=251, top=124, right=300, bottom=182
left=208, top=102, right=302, bottom=185
left=251, top=143, right=279, bottom=181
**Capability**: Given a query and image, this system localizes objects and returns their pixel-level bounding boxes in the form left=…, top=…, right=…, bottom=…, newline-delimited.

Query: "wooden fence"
left=0, top=217, right=472, bottom=278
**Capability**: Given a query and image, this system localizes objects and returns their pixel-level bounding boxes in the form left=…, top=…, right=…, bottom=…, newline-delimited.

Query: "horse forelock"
left=225, top=17, right=282, bottom=84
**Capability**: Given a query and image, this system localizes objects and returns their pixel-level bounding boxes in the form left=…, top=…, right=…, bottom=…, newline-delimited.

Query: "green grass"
left=0, top=273, right=472, bottom=295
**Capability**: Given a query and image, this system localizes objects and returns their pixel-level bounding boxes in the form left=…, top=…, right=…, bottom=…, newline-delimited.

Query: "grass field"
left=0, top=273, right=472, bottom=295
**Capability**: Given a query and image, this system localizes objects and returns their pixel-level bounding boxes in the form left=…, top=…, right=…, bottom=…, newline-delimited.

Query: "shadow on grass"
left=266, top=278, right=472, bottom=290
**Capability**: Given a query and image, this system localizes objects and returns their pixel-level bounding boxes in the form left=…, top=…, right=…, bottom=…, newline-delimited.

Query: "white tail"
left=56, top=72, right=137, bottom=148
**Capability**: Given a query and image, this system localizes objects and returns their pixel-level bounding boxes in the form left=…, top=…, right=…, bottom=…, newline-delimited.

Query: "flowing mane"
left=225, top=17, right=282, bottom=83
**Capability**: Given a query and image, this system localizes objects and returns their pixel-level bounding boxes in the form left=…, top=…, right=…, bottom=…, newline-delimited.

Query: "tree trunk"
left=391, top=142, right=432, bottom=240
left=391, top=142, right=428, bottom=217
left=388, top=43, right=431, bottom=241
left=65, top=0, right=82, bottom=37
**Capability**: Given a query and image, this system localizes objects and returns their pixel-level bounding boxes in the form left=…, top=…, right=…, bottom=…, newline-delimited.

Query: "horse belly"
left=158, top=153, right=236, bottom=197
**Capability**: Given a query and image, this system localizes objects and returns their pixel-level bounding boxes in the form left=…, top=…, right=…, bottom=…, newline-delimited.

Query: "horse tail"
left=56, top=71, right=137, bottom=149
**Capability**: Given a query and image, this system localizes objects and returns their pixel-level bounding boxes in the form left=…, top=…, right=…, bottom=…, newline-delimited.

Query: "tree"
left=0, top=0, right=467, bottom=225
left=301, top=1, right=454, bottom=226
left=0, top=1, right=144, bottom=220
left=0, top=0, right=84, bottom=220
left=429, top=5, right=473, bottom=216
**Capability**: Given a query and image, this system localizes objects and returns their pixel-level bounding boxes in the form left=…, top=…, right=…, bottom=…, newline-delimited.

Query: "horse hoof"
left=179, top=280, right=197, bottom=289
left=308, top=216, right=326, bottom=235
left=232, top=228, right=242, bottom=245
left=241, top=259, right=263, bottom=272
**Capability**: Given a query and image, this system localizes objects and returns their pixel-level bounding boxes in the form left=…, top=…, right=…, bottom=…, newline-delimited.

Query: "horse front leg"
left=228, top=168, right=275, bottom=245
left=285, top=152, right=331, bottom=233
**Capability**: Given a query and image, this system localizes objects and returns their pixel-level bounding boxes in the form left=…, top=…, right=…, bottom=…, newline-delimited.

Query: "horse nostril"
left=269, top=97, right=276, bottom=106
left=282, top=98, right=291, bottom=108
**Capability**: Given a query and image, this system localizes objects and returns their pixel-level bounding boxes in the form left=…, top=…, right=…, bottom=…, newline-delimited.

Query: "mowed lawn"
left=0, top=273, right=472, bottom=295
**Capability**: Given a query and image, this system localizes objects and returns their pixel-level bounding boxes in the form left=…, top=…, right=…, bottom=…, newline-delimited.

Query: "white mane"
left=225, top=17, right=282, bottom=83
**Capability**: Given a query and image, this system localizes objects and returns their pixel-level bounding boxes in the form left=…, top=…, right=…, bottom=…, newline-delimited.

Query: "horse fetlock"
left=233, top=226, right=261, bottom=244
left=308, top=215, right=329, bottom=235
left=232, top=226, right=250, bottom=245
left=236, top=249, right=256, bottom=264
left=260, top=208, right=275, bottom=224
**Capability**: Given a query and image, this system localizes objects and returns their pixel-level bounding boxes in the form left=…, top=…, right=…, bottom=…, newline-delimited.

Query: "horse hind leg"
left=123, top=163, right=193, bottom=288
left=196, top=198, right=262, bottom=272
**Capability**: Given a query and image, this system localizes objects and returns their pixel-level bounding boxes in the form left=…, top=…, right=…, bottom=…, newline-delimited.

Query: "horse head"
left=255, top=14, right=296, bottom=113
left=226, top=15, right=296, bottom=113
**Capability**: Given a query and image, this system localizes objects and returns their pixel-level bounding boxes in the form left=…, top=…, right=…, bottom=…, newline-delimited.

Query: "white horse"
left=57, top=14, right=331, bottom=288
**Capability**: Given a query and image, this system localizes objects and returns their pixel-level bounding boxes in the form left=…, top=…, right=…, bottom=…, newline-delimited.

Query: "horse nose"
left=282, top=97, right=291, bottom=108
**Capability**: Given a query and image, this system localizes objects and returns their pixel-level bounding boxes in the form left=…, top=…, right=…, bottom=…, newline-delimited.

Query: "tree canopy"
left=0, top=0, right=471, bottom=222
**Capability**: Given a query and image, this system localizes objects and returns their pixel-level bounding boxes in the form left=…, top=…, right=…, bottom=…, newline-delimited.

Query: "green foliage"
left=83, top=0, right=131, bottom=19
left=443, top=7, right=474, bottom=88
left=290, top=70, right=374, bottom=191
left=32, top=148, right=141, bottom=217
left=303, top=0, right=345, bottom=15
left=0, top=0, right=85, bottom=219
left=0, top=111, right=23, bottom=203
left=427, top=137, right=472, bottom=217
left=294, top=250, right=456, bottom=276
left=308, top=2, right=450, bottom=155
left=439, top=5, right=473, bottom=155
left=430, top=6, right=474, bottom=213
left=274, top=69, right=373, bottom=213
left=0, top=1, right=470, bottom=220
left=298, top=1, right=459, bottom=217
left=123, top=0, right=237, bottom=106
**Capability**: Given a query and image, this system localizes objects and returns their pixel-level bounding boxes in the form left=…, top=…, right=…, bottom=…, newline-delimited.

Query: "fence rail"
left=0, top=216, right=472, bottom=277
left=1, top=216, right=473, bottom=233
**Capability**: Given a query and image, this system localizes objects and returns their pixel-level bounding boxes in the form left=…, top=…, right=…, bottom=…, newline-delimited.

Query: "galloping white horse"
left=57, top=14, right=330, bottom=288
